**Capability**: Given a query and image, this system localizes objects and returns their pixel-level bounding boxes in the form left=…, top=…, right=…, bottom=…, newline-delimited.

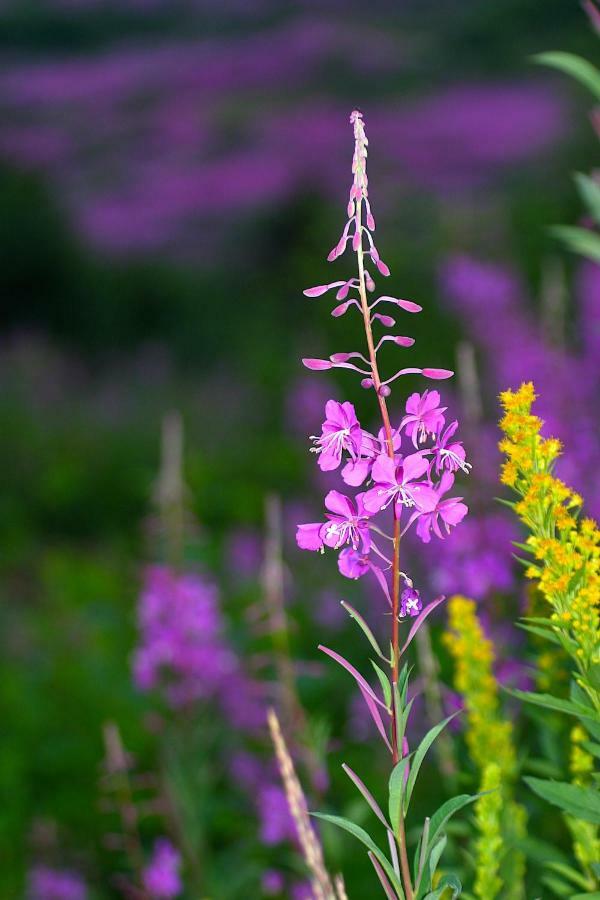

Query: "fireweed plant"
left=295, top=110, right=472, bottom=899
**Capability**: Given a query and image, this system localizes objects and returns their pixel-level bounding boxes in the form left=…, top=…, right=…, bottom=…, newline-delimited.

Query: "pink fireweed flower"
left=400, top=389, right=446, bottom=448
left=310, top=400, right=362, bottom=471
left=296, top=490, right=371, bottom=553
left=407, top=471, right=468, bottom=543
left=431, top=419, right=471, bottom=475
left=363, top=452, right=435, bottom=516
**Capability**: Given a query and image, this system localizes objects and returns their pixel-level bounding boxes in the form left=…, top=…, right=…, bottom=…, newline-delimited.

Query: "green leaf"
left=505, top=688, right=600, bottom=725
left=342, top=600, right=389, bottom=663
left=582, top=740, right=600, bottom=760
left=586, top=663, right=600, bottom=692
left=311, top=812, right=403, bottom=895
left=546, top=862, right=593, bottom=890
left=371, top=660, right=392, bottom=708
left=570, top=893, right=600, bottom=899
left=516, top=622, right=562, bottom=645
left=542, top=874, right=576, bottom=897
left=423, top=873, right=462, bottom=899
left=524, top=777, right=600, bottom=824
left=404, top=714, right=459, bottom=813
left=575, top=173, right=600, bottom=223
left=427, top=833, right=447, bottom=881
left=533, top=51, right=600, bottom=100
left=388, top=757, right=411, bottom=836
left=519, top=835, right=570, bottom=866
left=549, top=226, right=600, bottom=263
left=427, top=794, right=480, bottom=849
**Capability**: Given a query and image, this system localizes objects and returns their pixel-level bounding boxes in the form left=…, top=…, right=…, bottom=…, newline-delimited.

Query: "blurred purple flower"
left=258, top=785, right=296, bottom=846
left=142, top=839, right=182, bottom=900
left=27, top=866, right=86, bottom=900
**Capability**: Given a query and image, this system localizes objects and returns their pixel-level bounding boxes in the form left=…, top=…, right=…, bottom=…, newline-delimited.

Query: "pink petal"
left=402, top=452, right=429, bottom=483
left=296, top=523, right=324, bottom=551
left=324, top=490, right=354, bottom=518
left=371, top=453, right=396, bottom=485
left=341, top=459, right=371, bottom=487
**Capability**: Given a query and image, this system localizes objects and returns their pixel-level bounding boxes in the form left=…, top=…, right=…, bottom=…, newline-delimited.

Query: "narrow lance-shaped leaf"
left=427, top=794, right=481, bottom=850
left=342, top=763, right=391, bottom=831
left=574, top=172, right=600, bottom=224
left=369, top=851, right=401, bottom=900
left=388, top=756, right=411, bottom=838
left=403, top=713, right=460, bottom=814
left=372, top=659, right=393, bottom=708
left=319, top=645, right=388, bottom=709
left=524, top=777, right=600, bottom=824
left=504, top=688, right=600, bottom=725
left=533, top=51, right=600, bottom=100
left=359, top=683, right=393, bottom=754
left=341, top=600, right=389, bottom=661
left=423, top=873, right=462, bottom=900
left=311, top=812, right=403, bottom=895
left=549, top=225, right=600, bottom=263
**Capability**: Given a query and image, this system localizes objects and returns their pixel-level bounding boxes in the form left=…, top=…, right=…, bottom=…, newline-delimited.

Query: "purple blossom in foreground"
left=142, top=839, right=182, bottom=899
left=310, top=399, right=362, bottom=471
left=27, top=866, right=86, bottom=900
left=296, top=490, right=372, bottom=553
left=363, top=451, right=434, bottom=515
left=400, top=389, right=447, bottom=448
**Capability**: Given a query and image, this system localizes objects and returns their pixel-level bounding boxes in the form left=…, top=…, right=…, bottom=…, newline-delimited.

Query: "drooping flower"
left=296, top=491, right=372, bottom=553
left=409, top=472, right=468, bottom=543
left=400, top=584, right=422, bottom=618
left=142, top=839, right=182, bottom=899
left=363, top=452, right=435, bottom=515
left=400, top=389, right=446, bottom=448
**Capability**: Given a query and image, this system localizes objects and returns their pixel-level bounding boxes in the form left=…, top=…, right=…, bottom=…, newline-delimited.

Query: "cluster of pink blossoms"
left=296, top=392, right=469, bottom=600
left=296, top=110, right=470, bottom=616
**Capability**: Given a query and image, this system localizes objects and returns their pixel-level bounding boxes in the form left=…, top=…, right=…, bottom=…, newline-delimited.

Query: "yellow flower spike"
left=498, top=383, right=600, bottom=679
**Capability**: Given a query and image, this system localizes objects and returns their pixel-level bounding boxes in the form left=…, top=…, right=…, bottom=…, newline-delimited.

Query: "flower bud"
left=378, top=384, right=391, bottom=397
left=360, top=378, right=374, bottom=389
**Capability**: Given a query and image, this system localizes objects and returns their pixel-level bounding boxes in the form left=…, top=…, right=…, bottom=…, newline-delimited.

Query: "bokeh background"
left=1, top=1, right=599, bottom=897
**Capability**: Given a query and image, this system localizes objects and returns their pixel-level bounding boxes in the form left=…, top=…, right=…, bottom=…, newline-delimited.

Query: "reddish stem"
left=355, top=204, right=414, bottom=900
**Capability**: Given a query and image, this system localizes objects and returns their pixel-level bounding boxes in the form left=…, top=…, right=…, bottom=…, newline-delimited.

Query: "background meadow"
left=1, top=1, right=599, bottom=897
